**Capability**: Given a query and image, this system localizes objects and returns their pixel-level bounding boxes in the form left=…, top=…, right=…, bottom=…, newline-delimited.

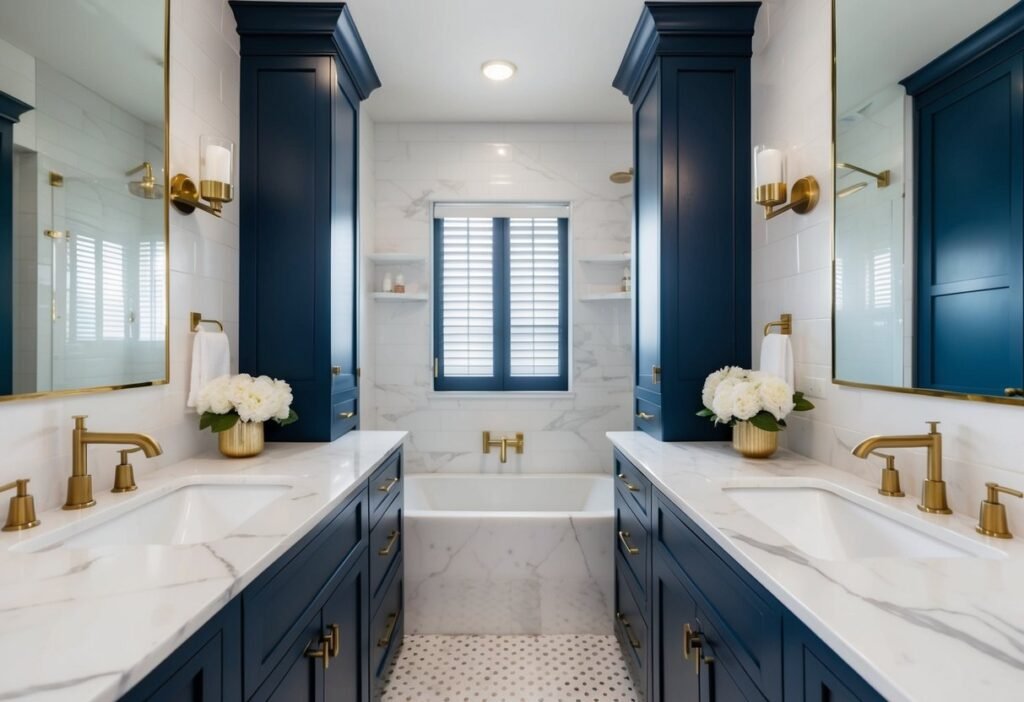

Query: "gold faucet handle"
left=1, top=478, right=40, bottom=531
left=926, top=421, right=941, bottom=434
left=874, top=452, right=896, bottom=470
left=977, top=482, right=1023, bottom=539
left=118, top=447, right=144, bottom=462
left=873, top=453, right=905, bottom=497
left=113, top=448, right=142, bottom=494
left=986, top=482, right=1023, bottom=503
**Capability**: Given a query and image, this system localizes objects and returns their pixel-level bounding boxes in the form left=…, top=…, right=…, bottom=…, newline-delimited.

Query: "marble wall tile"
left=752, top=0, right=1024, bottom=526
left=362, top=122, right=634, bottom=475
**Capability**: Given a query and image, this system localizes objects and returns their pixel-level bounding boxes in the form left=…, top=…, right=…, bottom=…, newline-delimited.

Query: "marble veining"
left=608, top=431, right=1024, bottom=702
left=0, top=431, right=407, bottom=702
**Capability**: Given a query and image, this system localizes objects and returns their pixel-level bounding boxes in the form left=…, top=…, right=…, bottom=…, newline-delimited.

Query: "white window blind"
left=102, top=241, right=126, bottom=340
left=509, top=217, right=561, bottom=377
left=441, top=217, right=495, bottom=376
left=72, top=235, right=97, bottom=341
left=138, top=241, right=165, bottom=341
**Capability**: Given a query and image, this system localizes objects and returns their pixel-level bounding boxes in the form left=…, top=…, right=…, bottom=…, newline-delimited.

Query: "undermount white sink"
left=13, top=479, right=292, bottom=552
left=722, top=480, right=1005, bottom=561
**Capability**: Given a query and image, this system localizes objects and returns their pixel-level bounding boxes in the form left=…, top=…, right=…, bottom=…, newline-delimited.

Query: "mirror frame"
left=829, top=0, right=1024, bottom=407
left=0, top=0, right=170, bottom=403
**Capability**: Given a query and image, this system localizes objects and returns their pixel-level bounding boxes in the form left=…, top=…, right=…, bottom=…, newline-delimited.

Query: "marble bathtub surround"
left=0, top=431, right=406, bottom=702
left=608, top=431, right=1024, bottom=701
left=362, top=122, right=634, bottom=476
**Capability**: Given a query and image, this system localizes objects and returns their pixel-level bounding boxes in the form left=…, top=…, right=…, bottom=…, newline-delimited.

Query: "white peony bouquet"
left=196, top=374, right=298, bottom=433
left=697, top=366, right=813, bottom=432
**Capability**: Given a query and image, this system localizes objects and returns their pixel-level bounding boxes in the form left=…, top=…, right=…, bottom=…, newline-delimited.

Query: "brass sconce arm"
left=759, top=176, right=820, bottom=220
left=836, top=162, right=890, bottom=187
left=170, top=174, right=228, bottom=217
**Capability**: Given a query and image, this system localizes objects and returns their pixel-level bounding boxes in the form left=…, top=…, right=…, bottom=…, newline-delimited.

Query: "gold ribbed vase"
left=732, top=422, right=778, bottom=459
left=219, top=421, right=265, bottom=458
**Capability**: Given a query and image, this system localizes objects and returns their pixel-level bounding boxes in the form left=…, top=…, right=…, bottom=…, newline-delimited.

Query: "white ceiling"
left=836, top=0, right=1016, bottom=114
left=346, top=0, right=646, bottom=123
left=0, top=0, right=164, bottom=125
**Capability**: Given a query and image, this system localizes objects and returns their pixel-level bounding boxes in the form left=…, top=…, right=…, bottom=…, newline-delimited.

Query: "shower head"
left=837, top=182, right=868, bottom=198
left=609, top=167, right=634, bottom=184
left=126, top=161, right=163, bottom=200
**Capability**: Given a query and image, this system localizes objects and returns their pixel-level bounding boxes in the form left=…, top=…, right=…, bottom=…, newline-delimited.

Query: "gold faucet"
left=482, top=432, right=524, bottom=464
left=852, top=421, right=951, bottom=514
left=64, top=415, right=163, bottom=510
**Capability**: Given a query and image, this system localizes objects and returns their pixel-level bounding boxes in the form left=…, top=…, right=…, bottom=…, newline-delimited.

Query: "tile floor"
left=379, top=635, right=638, bottom=701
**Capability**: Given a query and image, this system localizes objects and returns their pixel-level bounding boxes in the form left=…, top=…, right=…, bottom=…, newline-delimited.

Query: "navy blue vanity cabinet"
left=231, top=1, right=380, bottom=441
left=614, top=3, right=758, bottom=441
left=120, top=600, right=242, bottom=702
left=367, top=454, right=404, bottom=699
left=613, top=450, right=883, bottom=702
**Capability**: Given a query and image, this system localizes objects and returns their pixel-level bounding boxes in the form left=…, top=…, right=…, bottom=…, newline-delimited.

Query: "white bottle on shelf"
left=382, top=272, right=393, bottom=293
left=621, top=266, right=632, bottom=293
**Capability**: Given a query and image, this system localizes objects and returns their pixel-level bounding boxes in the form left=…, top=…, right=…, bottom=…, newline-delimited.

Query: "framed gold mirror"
left=0, top=0, right=169, bottom=401
left=832, top=0, right=1024, bottom=405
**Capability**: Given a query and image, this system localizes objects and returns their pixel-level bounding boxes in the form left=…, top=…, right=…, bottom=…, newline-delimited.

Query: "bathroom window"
left=433, top=204, right=569, bottom=391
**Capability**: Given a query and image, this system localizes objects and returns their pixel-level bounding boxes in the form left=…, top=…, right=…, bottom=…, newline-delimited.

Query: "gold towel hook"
left=763, top=313, right=792, bottom=337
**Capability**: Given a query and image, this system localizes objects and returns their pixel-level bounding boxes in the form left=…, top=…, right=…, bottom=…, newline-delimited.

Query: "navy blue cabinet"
left=614, top=3, right=758, bottom=441
left=612, top=452, right=882, bottom=702
left=231, top=2, right=379, bottom=441
left=123, top=447, right=404, bottom=702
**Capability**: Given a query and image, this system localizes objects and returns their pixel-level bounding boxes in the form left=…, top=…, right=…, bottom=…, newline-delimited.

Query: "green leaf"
left=275, top=409, right=299, bottom=427
left=793, top=395, right=815, bottom=411
left=748, top=411, right=782, bottom=432
left=696, top=408, right=715, bottom=418
left=208, top=413, right=240, bottom=433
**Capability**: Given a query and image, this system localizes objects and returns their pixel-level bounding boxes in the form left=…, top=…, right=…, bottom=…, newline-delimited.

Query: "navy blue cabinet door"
left=0, top=93, right=31, bottom=396
left=251, top=610, right=324, bottom=702
left=324, top=553, right=368, bottom=702
left=653, top=549, right=698, bottom=701
left=914, top=49, right=1024, bottom=395
left=635, top=69, right=662, bottom=408
left=783, top=617, right=884, bottom=702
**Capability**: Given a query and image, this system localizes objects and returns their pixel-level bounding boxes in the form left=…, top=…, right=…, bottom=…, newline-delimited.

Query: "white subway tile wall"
left=752, top=0, right=1024, bottom=526
left=361, top=122, right=634, bottom=474
left=0, top=0, right=239, bottom=511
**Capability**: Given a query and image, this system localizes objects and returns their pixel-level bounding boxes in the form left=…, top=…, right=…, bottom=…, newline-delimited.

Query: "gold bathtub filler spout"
left=851, top=421, right=950, bottom=514
left=64, top=415, right=163, bottom=510
left=482, top=432, right=524, bottom=464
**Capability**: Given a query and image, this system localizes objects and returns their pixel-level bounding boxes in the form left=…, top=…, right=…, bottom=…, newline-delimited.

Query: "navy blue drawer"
left=332, top=395, right=358, bottom=436
left=370, top=563, right=403, bottom=698
left=242, top=488, right=367, bottom=698
left=615, top=555, right=648, bottom=702
left=633, top=396, right=662, bottom=439
left=655, top=495, right=783, bottom=701
left=369, top=489, right=402, bottom=609
left=614, top=450, right=651, bottom=518
left=368, top=449, right=402, bottom=523
left=616, top=490, right=650, bottom=607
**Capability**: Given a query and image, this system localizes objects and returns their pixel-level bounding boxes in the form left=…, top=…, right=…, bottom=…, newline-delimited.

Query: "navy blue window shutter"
left=434, top=215, right=568, bottom=391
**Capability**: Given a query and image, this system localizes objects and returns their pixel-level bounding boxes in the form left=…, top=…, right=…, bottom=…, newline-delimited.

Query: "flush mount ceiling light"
left=481, top=60, right=517, bottom=81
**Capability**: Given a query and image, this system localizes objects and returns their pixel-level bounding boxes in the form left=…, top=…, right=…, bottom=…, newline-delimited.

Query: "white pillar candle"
left=755, top=147, right=784, bottom=187
left=204, top=144, right=232, bottom=184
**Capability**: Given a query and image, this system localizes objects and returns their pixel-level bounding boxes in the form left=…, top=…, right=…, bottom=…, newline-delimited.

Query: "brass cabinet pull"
left=683, top=623, right=703, bottom=675
left=618, top=530, right=640, bottom=556
left=376, top=612, right=398, bottom=648
left=338, top=411, right=356, bottom=419
left=636, top=411, right=655, bottom=421
left=617, top=473, right=639, bottom=492
left=378, top=476, right=400, bottom=493
left=326, top=623, right=340, bottom=658
left=616, top=612, right=641, bottom=649
left=331, top=366, right=342, bottom=376
left=378, top=529, right=400, bottom=557
left=652, top=365, right=661, bottom=385
left=305, top=635, right=331, bottom=670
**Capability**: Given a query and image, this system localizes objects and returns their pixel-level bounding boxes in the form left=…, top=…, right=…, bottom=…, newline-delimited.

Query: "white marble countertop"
left=0, top=430, right=407, bottom=702
left=607, top=431, right=1024, bottom=702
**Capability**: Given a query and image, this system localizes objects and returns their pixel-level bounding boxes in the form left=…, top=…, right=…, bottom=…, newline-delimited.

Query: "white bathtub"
left=404, top=474, right=614, bottom=635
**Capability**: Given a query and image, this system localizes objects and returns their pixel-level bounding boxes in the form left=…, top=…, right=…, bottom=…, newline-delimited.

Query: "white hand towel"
left=759, top=333, right=794, bottom=389
left=187, top=330, right=231, bottom=408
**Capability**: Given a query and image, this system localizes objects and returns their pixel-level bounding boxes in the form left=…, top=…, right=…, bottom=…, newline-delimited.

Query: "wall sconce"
left=753, top=145, right=819, bottom=220
left=170, top=135, right=235, bottom=217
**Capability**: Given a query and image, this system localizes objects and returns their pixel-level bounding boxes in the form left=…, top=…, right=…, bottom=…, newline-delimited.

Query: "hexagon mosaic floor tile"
left=380, top=635, right=638, bottom=701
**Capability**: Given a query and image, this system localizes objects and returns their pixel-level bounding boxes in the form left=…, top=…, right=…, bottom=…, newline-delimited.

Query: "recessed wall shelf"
left=371, top=292, right=429, bottom=302
left=367, top=253, right=427, bottom=265
left=580, top=292, right=631, bottom=302
left=579, top=253, right=631, bottom=264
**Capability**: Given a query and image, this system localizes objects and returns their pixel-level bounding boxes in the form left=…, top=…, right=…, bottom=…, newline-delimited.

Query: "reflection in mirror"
left=833, top=0, right=1023, bottom=401
left=0, top=0, right=167, bottom=398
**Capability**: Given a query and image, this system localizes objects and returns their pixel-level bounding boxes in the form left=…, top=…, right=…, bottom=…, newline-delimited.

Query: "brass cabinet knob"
left=331, top=366, right=342, bottom=376
left=1, top=479, right=39, bottom=531
left=977, top=482, right=1023, bottom=539
left=326, top=623, right=340, bottom=658
left=874, top=452, right=904, bottom=497
left=683, top=623, right=703, bottom=675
